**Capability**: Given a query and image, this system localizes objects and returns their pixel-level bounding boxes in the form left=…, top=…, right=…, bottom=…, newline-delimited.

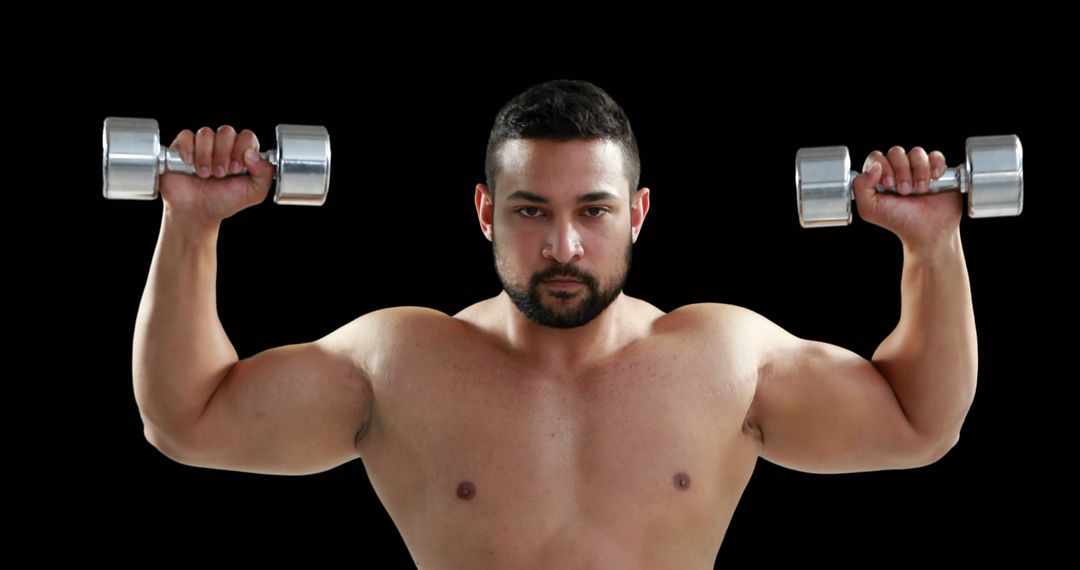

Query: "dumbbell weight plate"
left=102, top=117, right=161, bottom=201
left=272, top=124, right=331, bottom=206
left=794, top=145, right=852, bottom=228
left=965, top=134, right=1023, bottom=219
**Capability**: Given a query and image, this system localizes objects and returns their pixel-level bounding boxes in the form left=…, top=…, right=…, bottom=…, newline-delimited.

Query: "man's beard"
left=493, top=227, right=633, bottom=329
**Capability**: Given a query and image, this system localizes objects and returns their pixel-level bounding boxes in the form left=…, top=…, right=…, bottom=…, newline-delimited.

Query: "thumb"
left=243, top=148, right=276, bottom=199
left=852, top=160, right=882, bottom=207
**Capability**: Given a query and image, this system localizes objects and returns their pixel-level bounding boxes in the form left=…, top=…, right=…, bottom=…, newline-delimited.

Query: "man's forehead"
left=497, top=138, right=628, bottom=200
left=500, top=138, right=623, bottom=168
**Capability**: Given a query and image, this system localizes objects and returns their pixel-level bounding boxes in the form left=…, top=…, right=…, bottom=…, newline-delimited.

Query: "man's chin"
left=541, top=298, right=583, bottom=312
left=538, top=288, right=588, bottom=304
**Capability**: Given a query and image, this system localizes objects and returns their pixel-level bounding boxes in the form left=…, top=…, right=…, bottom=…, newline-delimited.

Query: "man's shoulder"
left=657, top=302, right=773, bottom=358
left=325, top=306, right=461, bottom=352
left=350, top=305, right=456, bottom=328
left=323, top=306, right=470, bottom=383
left=660, top=302, right=750, bottom=331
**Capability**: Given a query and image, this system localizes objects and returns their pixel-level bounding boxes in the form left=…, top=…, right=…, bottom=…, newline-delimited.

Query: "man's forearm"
left=872, top=229, right=977, bottom=451
left=132, top=209, right=239, bottom=439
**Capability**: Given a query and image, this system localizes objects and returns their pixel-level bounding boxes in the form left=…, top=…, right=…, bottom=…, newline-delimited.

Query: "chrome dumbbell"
left=794, top=134, right=1023, bottom=228
left=102, top=117, right=332, bottom=206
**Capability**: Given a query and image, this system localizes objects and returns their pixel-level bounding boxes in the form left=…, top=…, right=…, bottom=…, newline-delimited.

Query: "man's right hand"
left=160, top=125, right=277, bottom=227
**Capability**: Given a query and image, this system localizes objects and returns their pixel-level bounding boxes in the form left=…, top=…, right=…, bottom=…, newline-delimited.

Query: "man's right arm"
left=133, top=209, right=376, bottom=475
left=133, top=210, right=239, bottom=453
left=132, top=124, right=386, bottom=475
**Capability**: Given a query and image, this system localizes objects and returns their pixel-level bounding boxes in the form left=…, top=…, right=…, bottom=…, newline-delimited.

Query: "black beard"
left=493, top=229, right=633, bottom=329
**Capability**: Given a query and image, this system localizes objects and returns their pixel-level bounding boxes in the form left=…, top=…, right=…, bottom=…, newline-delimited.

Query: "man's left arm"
left=873, top=228, right=977, bottom=455
left=744, top=144, right=977, bottom=473
left=861, top=145, right=977, bottom=456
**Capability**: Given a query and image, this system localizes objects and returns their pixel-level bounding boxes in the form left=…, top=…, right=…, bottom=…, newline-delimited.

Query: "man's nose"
left=543, top=222, right=584, bottom=264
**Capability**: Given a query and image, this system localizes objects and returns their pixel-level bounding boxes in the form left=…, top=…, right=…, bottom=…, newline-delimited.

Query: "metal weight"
left=794, top=134, right=1023, bottom=228
left=102, top=117, right=332, bottom=206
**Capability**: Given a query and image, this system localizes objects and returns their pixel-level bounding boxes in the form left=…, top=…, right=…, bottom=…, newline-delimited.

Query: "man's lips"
left=544, top=278, right=583, bottom=291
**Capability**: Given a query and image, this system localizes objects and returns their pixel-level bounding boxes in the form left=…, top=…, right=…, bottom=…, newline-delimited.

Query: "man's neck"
left=496, top=290, right=630, bottom=374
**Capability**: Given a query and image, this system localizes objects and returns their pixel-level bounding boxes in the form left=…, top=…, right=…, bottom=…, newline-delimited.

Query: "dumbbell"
left=794, top=134, right=1023, bottom=228
left=102, top=117, right=332, bottom=206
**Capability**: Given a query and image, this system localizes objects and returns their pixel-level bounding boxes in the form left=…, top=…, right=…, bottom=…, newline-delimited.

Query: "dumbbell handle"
left=858, top=166, right=968, bottom=198
left=158, top=147, right=279, bottom=177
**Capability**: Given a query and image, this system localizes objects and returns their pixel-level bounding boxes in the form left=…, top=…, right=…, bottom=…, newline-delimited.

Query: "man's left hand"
left=853, top=145, right=963, bottom=249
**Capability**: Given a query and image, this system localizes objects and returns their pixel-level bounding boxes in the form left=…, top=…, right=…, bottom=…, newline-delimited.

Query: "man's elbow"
left=144, top=424, right=200, bottom=466
left=912, top=432, right=960, bottom=467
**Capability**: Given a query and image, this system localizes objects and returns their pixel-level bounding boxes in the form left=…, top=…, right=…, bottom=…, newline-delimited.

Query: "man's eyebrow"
left=505, top=190, right=621, bottom=204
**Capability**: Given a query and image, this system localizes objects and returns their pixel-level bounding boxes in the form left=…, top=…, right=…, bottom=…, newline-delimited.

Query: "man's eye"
left=516, top=207, right=609, bottom=218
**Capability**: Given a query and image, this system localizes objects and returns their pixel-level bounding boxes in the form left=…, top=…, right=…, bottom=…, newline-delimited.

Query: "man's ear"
left=475, top=183, right=494, bottom=241
left=631, top=187, right=650, bottom=244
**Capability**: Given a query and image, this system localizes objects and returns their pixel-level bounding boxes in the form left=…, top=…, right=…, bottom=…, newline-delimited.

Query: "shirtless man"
left=133, top=79, right=976, bottom=568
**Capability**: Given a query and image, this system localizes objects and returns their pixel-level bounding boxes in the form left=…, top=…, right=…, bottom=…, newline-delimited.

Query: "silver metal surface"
left=161, top=147, right=278, bottom=176
left=102, top=117, right=160, bottom=200
left=795, top=145, right=852, bottom=228
left=272, top=124, right=331, bottom=206
left=966, top=134, right=1023, bottom=218
left=102, top=117, right=331, bottom=206
left=795, top=134, right=1023, bottom=227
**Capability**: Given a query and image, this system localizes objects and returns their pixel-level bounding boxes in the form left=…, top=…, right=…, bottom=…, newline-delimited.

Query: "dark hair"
left=484, top=79, right=641, bottom=203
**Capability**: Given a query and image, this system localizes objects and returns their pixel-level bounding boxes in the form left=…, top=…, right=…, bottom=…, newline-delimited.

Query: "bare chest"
left=358, top=320, right=760, bottom=566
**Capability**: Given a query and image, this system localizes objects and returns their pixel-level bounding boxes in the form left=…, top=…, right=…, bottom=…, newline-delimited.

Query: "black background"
left=46, top=40, right=1066, bottom=566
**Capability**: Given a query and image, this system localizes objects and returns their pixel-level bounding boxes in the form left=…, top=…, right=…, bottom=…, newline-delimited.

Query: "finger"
left=243, top=147, right=275, bottom=183
left=928, top=150, right=947, bottom=180
left=170, top=129, right=196, bottom=165
left=195, top=127, right=215, bottom=179
left=212, top=125, right=237, bottom=178
left=887, top=146, right=912, bottom=195
left=863, top=150, right=894, bottom=190
left=232, top=129, right=260, bottom=175
left=853, top=155, right=884, bottom=202
left=909, top=146, right=930, bottom=194
left=237, top=132, right=275, bottom=191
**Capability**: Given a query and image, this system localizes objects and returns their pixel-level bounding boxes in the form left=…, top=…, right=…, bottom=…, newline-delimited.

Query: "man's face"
left=484, top=139, right=641, bottom=329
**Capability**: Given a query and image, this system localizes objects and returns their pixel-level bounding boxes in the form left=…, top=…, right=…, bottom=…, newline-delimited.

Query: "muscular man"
left=133, top=79, right=976, bottom=568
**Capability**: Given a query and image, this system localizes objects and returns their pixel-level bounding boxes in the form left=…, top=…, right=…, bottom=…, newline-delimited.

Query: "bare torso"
left=356, top=296, right=763, bottom=569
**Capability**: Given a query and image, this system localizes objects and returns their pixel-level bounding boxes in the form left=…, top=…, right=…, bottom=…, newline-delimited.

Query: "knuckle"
left=911, top=145, right=927, bottom=156
left=217, top=124, right=235, bottom=135
left=197, top=126, right=214, bottom=135
left=888, top=145, right=906, bottom=155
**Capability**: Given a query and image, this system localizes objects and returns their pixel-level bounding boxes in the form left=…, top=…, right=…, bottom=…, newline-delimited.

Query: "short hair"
left=484, top=79, right=641, bottom=203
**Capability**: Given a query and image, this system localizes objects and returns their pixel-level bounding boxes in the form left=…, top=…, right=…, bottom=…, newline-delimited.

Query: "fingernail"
left=932, top=167, right=940, bottom=178
left=199, top=166, right=210, bottom=178
left=900, top=181, right=912, bottom=195
left=244, top=149, right=258, bottom=164
left=230, top=160, right=242, bottom=174
left=917, top=180, right=928, bottom=193
left=213, top=165, right=226, bottom=178
left=884, top=175, right=895, bottom=189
